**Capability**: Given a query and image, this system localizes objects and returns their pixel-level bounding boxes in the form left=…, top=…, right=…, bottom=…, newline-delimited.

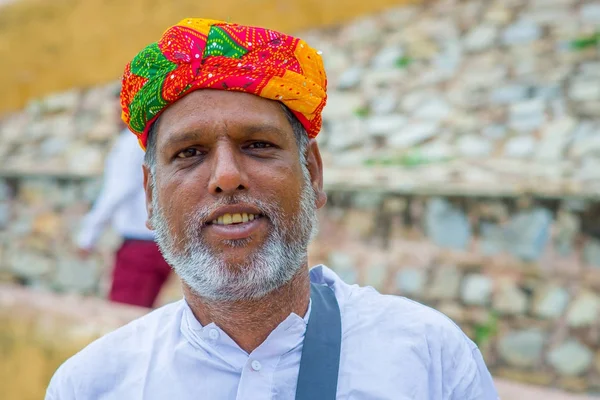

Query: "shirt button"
left=208, top=329, right=219, bottom=340
left=251, top=360, right=262, bottom=371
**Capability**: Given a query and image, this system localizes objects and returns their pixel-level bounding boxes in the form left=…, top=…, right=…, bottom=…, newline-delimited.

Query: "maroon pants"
left=109, top=239, right=171, bottom=308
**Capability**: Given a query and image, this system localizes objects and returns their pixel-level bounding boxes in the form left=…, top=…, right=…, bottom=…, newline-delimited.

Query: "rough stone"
left=479, top=222, right=505, bottom=255
left=455, top=135, right=493, bottom=157
left=534, top=84, right=562, bottom=100
left=584, top=238, right=600, bottom=268
left=570, top=123, right=600, bottom=158
left=66, top=145, right=105, bottom=175
left=425, top=198, right=471, bottom=250
left=490, top=85, right=530, bottom=105
left=42, top=90, right=80, bottom=113
left=381, top=6, right=420, bottom=27
left=365, top=263, right=388, bottom=290
left=532, top=285, right=570, bottom=319
left=8, top=251, right=55, bottom=280
left=369, top=91, right=397, bottom=115
left=505, top=208, right=552, bottom=261
left=53, top=258, right=100, bottom=293
left=498, top=329, right=546, bottom=368
left=396, top=268, right=427, bottom=297
left=548, top=340, right=594, bottom=376
left=0, top=203, right=10, bottom=229
left=437, top=302, right=466, bottom=322
left=327, top=251, right=357, bottom=285
left=32, top=212, right=62, bottom=236
left=569, top=80, right=600, bottom=101
left=523, top=7, right=574, bottom=25
left=581, top=4, right=600, bottom=23
left=461, top=66, right=508, bottom=89
left=535, top=118, right=576, bottom=160
left=502, top=19, right=542, bottom=45
left=418, top=140, right=454, bottom=162
left=0, top=114, right=29, bottom=144
left=493, top=279, right=529, bottom=315
left=464, top=24, right=498, bottom=52
left=567, top=291, right=600, bottom=328
left=554, top=210, right=580, bottom=256
left=322, top=49, right=350, bottom=73
left=321, top=93, right=363, bottom=120
left=371, top=45, right=404, bottom=69
left=388, top=122, right=439, bottom=149
left=509, top=99, right=547, bottom=132
left=426, top=265, right=462, bottom=301
left=461, top=274, right=493, bottom=306
left=484, top=4, right=513, bottom=24
left=482, top=125, right=508, bottom=140
left=401, top=91, right=437, bottom=113
left=342, top=209, right=375, bottom=237
left=364, top=115, right=407, bottom=136
left=337, top=66, right=364, bottom=90
left=326, top=118, right=364, bottom=151
left=413, top=99, right=452, bottom=121
left=351, top=192, right=383, bottom=209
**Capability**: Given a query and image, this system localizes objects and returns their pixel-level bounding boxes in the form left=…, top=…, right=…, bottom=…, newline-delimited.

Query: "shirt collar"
left=179, top=293, right=311, bottom=370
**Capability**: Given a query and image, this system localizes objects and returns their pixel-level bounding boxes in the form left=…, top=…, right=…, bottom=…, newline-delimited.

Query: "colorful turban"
left=120, top=18, right=328, bottom=150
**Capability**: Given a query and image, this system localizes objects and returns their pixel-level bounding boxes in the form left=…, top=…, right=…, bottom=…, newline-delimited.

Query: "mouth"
left=206, top=212, right=264, bottom=226
left=202, top=206, right=269, bottom=241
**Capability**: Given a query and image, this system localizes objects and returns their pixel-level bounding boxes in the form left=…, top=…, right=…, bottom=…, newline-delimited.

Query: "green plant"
left=353, top=107, right=370, bottom=118
left=395, top=56, right=413, bottom=68
left=473, top=311, right=499, bottom=348
left=570, top=33, right=600, bottom=50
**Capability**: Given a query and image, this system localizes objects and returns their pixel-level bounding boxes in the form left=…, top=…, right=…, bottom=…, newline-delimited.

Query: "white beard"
left=150, top=166, right=318, bottom=301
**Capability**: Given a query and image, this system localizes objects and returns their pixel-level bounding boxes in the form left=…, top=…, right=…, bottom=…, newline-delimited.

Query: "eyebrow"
left=162, top=124, right=289, bottom=149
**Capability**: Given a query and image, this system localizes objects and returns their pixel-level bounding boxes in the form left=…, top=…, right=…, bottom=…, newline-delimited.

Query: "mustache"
left=186, top=194, right=280, bottom=227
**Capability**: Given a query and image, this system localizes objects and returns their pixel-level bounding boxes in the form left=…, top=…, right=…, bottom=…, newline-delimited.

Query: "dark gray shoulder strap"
left=295, top=283, right=342, bottom=400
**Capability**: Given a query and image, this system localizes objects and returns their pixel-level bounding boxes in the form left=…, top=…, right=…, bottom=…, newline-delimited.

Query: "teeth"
left=213, top=213, right=260, bottom=225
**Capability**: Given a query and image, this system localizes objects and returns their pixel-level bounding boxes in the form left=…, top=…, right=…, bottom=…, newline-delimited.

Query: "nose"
left=208, top=142, right=247, bottom=195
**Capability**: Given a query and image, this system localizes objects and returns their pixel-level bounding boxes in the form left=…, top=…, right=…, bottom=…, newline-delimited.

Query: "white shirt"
left=46, top=266, right=499, bottom=400
left=76, top=130, right=154, bottom=249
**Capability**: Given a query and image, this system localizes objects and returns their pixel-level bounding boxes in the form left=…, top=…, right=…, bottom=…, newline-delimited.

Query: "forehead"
left=155, top=90, right=293, bottom=144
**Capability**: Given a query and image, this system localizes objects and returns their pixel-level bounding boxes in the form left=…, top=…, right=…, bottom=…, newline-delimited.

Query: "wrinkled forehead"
left=153, top=90, right=296, bottom=149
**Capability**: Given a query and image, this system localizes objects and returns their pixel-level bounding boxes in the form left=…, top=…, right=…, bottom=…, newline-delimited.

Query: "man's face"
left=144, top=90, right=326, bottom=301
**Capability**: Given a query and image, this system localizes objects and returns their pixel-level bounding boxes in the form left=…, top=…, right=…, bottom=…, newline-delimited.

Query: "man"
left=76, top=118, right=171, bottom=308
left=47, top=18, right=498, bottom=399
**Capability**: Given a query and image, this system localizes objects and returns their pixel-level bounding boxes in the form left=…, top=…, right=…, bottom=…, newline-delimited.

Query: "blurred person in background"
left=76, top=99, right=171, bottom=308
left=49, top=18, right=498, bottom=400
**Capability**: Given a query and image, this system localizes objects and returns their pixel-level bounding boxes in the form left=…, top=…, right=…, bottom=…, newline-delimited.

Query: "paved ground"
left=495, top=378, right=598, bottom=400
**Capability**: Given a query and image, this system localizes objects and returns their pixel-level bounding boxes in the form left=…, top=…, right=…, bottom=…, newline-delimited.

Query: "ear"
left=142, top=164, right=155, bottom=230
left=305, top=139, right=327, bottom=210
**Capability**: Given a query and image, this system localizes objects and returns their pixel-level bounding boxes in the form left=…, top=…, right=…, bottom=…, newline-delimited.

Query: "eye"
left=247, top=141, right=274, bottom=149
left=176, top=148, right=204, bottom=158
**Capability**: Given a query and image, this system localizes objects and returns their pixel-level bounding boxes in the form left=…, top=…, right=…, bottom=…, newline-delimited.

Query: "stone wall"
left=308, top=194, right=600, bottom=394
left=1, top=0, right=600, bottom=194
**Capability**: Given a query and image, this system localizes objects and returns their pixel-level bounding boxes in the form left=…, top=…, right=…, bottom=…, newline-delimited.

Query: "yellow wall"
left=0, top=0, right=416, bottom=113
